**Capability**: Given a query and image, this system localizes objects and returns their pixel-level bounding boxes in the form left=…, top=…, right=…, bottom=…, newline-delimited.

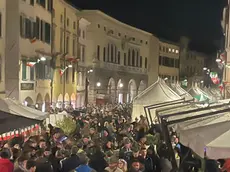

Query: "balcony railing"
left=94, top=61, right=147, bottom=74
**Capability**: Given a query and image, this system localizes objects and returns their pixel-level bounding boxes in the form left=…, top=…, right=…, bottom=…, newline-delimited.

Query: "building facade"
left=222, top=1, right=230, bottom=98
left=158, top=40, right=180, bottom=81
left=77, top=10, right=158, bottom=104
left=179, top=36, right=206, bottom=86
left=52, top=0, right=90, bottom=109
left=0, top=0, right=53, bottom=111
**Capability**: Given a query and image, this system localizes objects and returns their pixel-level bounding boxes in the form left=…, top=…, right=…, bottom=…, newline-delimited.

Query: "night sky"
left=68, top=0, right=227, bottom=54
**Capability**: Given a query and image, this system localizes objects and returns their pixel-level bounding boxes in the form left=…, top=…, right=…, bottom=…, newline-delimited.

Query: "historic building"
left=222, top=1, right=230, bottom=98
left=158, top=39, right=180, bottom=82
left=179, top=36, right=206, bottom=86
left=77, top=10, right=159, bottom=104
left=52, top=0, right=90, bottom=108
left=0, top=0, right=53, bottom=111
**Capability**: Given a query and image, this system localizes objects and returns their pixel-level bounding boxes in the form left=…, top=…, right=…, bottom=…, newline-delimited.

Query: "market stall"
left=169, top=82, right=193, bottom=100
left=132, top=78, right=181, bottom=120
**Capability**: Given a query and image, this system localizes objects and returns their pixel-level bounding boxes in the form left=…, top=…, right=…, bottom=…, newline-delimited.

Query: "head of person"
left=17, top=155, right=29, bottom=169
left=0, top=148, right=11, bottom=159
left=118, top=159, right=127, bottom=171
left=26, top=160, right=36, bottom=172
left=131, top=160, right=141, bottom=171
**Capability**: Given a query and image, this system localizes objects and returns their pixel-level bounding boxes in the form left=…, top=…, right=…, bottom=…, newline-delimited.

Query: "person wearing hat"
left=104, top=155, right=123, bottom=172
left=119, top=138, right=132, bottom=162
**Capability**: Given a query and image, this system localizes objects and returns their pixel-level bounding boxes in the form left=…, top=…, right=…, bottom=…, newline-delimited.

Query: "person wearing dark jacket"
left=0, top=148, right=14, bottom=172
left=60, top=146, right=80, bottom=172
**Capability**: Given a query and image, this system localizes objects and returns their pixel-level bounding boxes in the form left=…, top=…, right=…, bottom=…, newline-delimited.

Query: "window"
left=103, top=47, right=106, bottom=62
left=30, top=66, right=35, bottom=80
left=114, top=46, right=117, bottom=63
left=67, top=18, right=69, bottom=26
left=30, top=0, right=34, bottom=6
left=60, top=29, right=64, bottom=53
left=111, top=44, right=113, bottom=62
left=140, top=56, right=142, bottom=68
left=136, top=51, right=139, bottom=67
left=40, top=20, right=44, bottom=41
left=72, top=66, right=75, bottom=83
left=145, top=41, right=148, bottom=45
left=132, top=50, right=135, bottom=66
left=37, top=0, right=45, bottom=8
left=128, top=49, right=131, bottom=66
left=47, top=0, right=52, bottom=12
left=97, top=45, right=100, bottom=60
left=140, top=40, right=143, bottom=43
left=66, top=35, right=69, bottom=53
left=44, top=22, right=51, bottom=44
left=145, top=58, right=147, bottom=69
left=73, top=22, right=76, bottom=29
left=107, top=44, right=110, bottom=62
left=60, top=15, right=63, bottom=23
left=124, top=53, right=127, bottom=66
left=22, top=61, right=27, bottom=80
left=118, top=51, right=120, bottom=64
left=118, top=33, right=121, bottom=36
left=176, top=50, right=179, bottom=54
left=0, top=57, right=2, bottom=81
left=104, top=27, right=106, bottom=31
left=77, top=45, right=81, bottom=60
left=72, top=37, right=76, bottom=56
left=36, top=17, right=40, bottom=39
left=98, top=24, right=100, bottom=28
left=25, top=18, right=32, bottom=38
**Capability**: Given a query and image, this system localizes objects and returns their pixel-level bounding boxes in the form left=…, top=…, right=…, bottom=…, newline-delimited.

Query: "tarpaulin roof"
left=169, top=83, right=193, bottom=100
left=132, top=78, right=181, bottom=119
left=0, top=98, right=48, bottom=120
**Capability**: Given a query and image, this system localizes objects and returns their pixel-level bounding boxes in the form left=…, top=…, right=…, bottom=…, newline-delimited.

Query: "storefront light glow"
left=40, top=56, right=46, bottom=61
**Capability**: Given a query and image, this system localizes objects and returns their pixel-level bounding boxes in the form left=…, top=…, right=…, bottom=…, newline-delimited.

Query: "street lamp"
left=203, top=67, right=207, bottom=71
left=87, top=69, right=93, bottom=73
left=119, top=83, right=123, bottom=88
left=216, top=58, right=221, bottom=63
left=164, top=77, right=168, bottom=81
left=40, top=56, right=46, bottom=61
left=96, top=82, right=101, bottom=87
left=68, top=64, right=72, bottom=68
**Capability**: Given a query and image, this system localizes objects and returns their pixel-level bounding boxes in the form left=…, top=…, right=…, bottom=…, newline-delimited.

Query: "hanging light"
left=68, top=64, right=72, bottom=68
left=203, top=67, right=207, bottom=70
left=119, top=83, right=123, bottom=88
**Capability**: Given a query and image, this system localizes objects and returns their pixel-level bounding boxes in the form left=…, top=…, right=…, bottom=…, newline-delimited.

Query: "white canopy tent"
left=0, top=98, right=48, bottom=120
left=132, top=78, right=181, bottom=120
left=188, top=85, right=213, bottom=102
left=169, top=82, right=193, bottom=100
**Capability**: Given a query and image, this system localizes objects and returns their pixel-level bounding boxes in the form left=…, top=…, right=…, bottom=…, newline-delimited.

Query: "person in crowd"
left=75, top=153, right=96, bottom=172
left=26, top=160, right=36, bottom=172
left=0, top=148, right=14, bottom=172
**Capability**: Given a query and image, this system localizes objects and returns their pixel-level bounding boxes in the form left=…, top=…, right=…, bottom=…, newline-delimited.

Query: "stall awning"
left=0, top=98, right=49, bottom=120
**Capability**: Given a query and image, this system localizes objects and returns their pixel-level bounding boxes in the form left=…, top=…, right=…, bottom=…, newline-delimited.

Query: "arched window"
left=136, top=50, right=139, bottom=67
left=114, top=46, right=117, bottom=63
left=128, top=49, right=131, bottom=66
left=132, top=49, right=135, bottom=66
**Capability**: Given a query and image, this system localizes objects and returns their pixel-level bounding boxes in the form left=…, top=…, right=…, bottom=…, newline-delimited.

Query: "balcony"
left=94, top=61, right=147, bottom=74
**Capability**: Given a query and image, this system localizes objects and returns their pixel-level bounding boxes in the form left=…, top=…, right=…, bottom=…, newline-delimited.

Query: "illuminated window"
left=176, top=50, right=179, bottom=54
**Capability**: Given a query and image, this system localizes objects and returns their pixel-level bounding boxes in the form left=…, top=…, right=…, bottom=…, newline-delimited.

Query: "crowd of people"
left=0, top=103, right=182, bottom=172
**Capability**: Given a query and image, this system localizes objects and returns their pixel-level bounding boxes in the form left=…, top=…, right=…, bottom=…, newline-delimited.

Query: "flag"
left=26, top=62, right=36, bottom=67
left=220, top=51, right=227, bottom=62
left=59, top=67, right=67, bottom=76
left=30, top=37, right=37, bottom=43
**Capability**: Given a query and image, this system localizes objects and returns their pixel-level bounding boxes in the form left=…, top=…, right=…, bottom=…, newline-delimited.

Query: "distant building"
left=77, top=10, right=159, bottom=104
left=158, top=39, right=180, bottom=82
left=222, top=1, right=230, bottom=98
left=179, top=36, right=206, bottom=86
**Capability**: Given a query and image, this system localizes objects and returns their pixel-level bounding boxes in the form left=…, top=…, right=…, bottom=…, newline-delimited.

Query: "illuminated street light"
left=96, top=82, right=101, bottom=87
left=68, top=64, right=72, bottom=68
left=184, top=79, right=187, bottom=82
left=164, top=77, right=168, bottom=80
left=89, top=69, right=93, bottom=72
left=203, top=67, right=207, bottom=70
left=201, top=80, right=204, bottom=83
left=40, top=56, right=46, bottom=61
left=207, top=69, right=210, bottom=72
left=216, top=58, right=221, bottom=63
left=119, top=83, right=123, bottom=88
